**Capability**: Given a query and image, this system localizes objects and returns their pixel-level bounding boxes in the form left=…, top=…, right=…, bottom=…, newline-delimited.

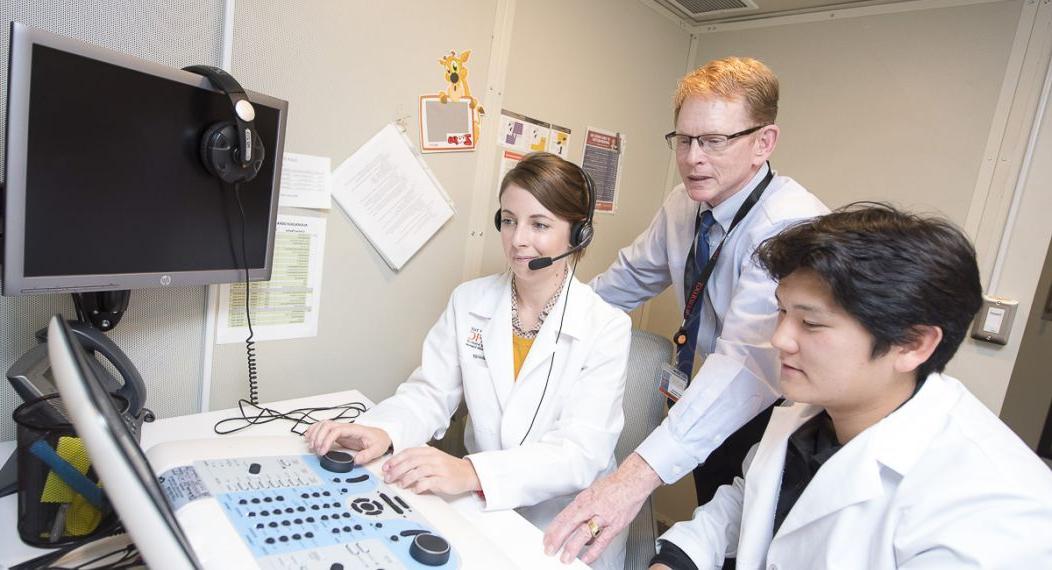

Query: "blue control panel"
left=159, top=453, right=459, bottom=569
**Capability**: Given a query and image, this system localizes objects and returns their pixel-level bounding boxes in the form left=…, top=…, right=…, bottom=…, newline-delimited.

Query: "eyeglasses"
left=664, top=124, right=768, bottom=154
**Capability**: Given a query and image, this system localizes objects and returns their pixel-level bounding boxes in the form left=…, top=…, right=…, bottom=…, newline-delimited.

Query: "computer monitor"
left=3, top=22, right=288, bottom=296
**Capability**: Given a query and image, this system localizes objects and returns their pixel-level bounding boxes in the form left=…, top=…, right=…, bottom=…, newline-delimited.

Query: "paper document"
left=332, top=124, right=455, bottom=270
left=279, top=152, right=332, bottom=210
left=216, top=213, right=327, bottom=343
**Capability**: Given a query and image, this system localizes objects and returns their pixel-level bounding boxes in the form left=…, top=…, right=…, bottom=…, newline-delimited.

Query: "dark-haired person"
left=547, top=57, right=827, bottom=565
left=307, top=152, right=631, bottom=570
left=650, top=204, right=1052, bottom=570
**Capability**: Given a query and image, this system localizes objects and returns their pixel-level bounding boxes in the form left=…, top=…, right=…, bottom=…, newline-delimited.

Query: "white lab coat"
left=357, top=271, right=631, bottom=569
left=660, top=373, right=1052, bottom=569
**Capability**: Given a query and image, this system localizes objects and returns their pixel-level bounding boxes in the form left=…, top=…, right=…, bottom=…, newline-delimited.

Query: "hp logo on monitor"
left=159, top=275, right=172, bottom=286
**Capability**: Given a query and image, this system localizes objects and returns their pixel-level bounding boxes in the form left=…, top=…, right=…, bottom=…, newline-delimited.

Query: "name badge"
left=658, top=363, right=689, bottom=402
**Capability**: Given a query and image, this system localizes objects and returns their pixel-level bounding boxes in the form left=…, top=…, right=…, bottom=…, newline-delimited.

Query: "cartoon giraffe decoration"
left=438, top=49, right=483, bottom=146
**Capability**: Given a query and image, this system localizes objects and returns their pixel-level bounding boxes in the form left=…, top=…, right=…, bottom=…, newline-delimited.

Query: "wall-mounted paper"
left=581, top=127, right=624, bottom=213
left=332, top=124, right=455, bottom=270
left=216, top=213, right=327, bottom=343
left=498, top=109, right=571, bottom=159
left=279, top=152, right=332, bottom=210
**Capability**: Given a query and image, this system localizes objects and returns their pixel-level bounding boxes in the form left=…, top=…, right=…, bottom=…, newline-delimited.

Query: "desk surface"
left=2, top=390, right=587, bottom=569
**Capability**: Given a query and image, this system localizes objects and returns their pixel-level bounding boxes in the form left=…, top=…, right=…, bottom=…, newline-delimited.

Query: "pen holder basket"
left=13, top=394, right=121, bottom=547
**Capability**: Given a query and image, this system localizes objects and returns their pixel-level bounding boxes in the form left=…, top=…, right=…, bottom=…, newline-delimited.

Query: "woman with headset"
left=306, top=152, right=630, bottom=569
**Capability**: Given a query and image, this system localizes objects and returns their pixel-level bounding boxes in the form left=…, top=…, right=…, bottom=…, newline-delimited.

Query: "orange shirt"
left=512, top=334, right=535, bottom=381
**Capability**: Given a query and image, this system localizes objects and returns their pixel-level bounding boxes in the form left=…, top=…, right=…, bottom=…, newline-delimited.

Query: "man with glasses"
left=544, top=57, right=827, bottom=566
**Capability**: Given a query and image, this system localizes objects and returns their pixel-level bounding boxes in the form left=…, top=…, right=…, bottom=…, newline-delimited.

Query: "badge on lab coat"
left=658, top=363, right=689, bottom=402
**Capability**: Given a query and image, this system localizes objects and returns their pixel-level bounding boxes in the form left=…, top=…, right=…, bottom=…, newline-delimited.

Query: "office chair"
left=615, top=329, right=675, bottom=569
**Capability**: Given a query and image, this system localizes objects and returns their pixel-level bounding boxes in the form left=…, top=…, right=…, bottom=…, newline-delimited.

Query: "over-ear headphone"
left=494, top=162, right=597, bottom=270
left=183, top=65, right=265, bottom=184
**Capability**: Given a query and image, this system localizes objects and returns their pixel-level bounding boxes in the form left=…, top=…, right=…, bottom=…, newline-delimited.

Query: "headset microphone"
left=527, top=238, right=591, bottom=270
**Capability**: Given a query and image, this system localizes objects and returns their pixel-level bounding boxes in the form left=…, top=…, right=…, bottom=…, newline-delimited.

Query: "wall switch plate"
left=970, top=295, right=1018, bottom=345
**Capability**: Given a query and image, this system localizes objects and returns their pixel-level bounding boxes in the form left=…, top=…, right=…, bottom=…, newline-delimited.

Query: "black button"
left=322, top=491, right=331, bottom=497
left=247, top=512, right=256, bottom=517
left=375, top=522, right=383, bottom=528
left=282, top=520, right=291, bottom=526
left=321, top=515, right=329, bottom=521
left=341, top=488, right=348, bottom=493
left=294, top=518, right=303, bottom=524
left=261, top=510, right=269, bottom=516
left=265, top=538, right=275, bottom=544
left=342, top=526, right=351, bottom=532
left=263, top=497, right=272, bottom=503
left=285, top=508, right=294, bottom=514
left=256, top=523, right=264, bottom=529
left=301, top=493, right=309, bottom=499
left=279, top=536, right=288, bottom=542
left=306, top=517, right=315, bottom=523
left=239, top=499, right=247, bottom=505
left=354, top=524, right=362, bottom=531
left=269, top=522, right=278, bottom=528
left=251, top=498, right=260, bottom=504
left=390, top=535, right=399, bottom=541
left=248, top=463, right=261, bottom=475
left=297, top=506, right=305, bottom=512
left=330, top=564, right=344, bottom=570
left=292, top=533, right=301, bottom=540
left=332, top=528, right=340, bottom=534
left=276, top=495, right=284, bottom=501
left=343, top=512, right=351, bottom=518
left=311, top=505, right=320, bottom=510
left=312, top=492, right=320, bottom=497
left=305, top=532, right=314, bottom=538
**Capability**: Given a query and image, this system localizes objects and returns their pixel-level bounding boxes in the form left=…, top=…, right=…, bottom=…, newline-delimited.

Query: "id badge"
left=658, top=363, right=689, bottom=402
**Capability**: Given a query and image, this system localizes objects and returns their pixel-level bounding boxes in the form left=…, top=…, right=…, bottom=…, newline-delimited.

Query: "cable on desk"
left=213, top=399, right=368, bottom=436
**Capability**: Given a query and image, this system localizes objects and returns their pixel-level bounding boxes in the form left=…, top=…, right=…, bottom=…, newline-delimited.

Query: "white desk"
left=2, top=390, right=586, bottom=569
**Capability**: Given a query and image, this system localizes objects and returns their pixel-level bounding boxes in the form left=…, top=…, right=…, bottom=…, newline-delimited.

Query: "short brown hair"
left=499, top=153, right=592, bottom=259
left=674, top=57, right=779, bottom=125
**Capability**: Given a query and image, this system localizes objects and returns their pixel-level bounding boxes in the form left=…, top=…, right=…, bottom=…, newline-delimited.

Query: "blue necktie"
left=677, top=210, right=717, bottom=379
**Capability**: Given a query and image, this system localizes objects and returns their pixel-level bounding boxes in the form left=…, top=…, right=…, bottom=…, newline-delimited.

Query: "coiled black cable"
left=232, top=183, right=259, bottom=404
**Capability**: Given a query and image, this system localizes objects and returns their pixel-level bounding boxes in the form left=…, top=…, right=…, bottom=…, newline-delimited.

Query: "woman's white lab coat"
left=660, top=373, right=1052, bottom=569
left=357, top=271, right=631, bottom=569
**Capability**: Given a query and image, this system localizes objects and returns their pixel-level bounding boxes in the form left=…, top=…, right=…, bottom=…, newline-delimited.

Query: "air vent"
left=665, top=0, right=758, bottom=17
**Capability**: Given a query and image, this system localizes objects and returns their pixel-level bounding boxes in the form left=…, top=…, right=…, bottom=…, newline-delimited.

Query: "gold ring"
left=585, top=518, right=602, bottom=539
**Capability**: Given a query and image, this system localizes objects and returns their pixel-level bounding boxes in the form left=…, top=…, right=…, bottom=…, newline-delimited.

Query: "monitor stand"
left=72, top=290, right=130, bottom=331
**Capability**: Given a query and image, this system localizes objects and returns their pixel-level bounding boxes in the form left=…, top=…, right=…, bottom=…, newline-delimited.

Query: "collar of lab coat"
left=471, top=270, right=588, bottom=407
left=769, top=373, right=956, bottom=538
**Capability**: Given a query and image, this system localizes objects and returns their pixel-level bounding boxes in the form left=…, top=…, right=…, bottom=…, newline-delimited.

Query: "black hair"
left=755, top=202, right=983, bottom=380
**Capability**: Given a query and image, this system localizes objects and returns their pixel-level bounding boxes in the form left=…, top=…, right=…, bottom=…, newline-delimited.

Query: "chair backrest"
left=616, top=329, right=674, bottom=569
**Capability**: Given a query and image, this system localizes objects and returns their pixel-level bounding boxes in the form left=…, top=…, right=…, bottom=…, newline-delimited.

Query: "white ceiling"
left=652, top=0, right=920, bottom=24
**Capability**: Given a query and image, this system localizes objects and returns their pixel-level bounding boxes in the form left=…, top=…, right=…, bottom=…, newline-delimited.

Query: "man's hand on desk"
left=544, top=452, right=663, bottom=565
left=382, top=447, right=482, bottom=496
left=304, top=420, right=392, bottom=465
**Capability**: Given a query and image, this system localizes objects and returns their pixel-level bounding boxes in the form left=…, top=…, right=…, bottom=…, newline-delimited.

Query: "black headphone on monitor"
left=494, top=163, right=597, bottom=270
left=182, top=65, right=265, bottom=184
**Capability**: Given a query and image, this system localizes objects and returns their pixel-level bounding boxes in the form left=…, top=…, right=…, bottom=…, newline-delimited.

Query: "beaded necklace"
left=511, top=268, right=567, bottom=340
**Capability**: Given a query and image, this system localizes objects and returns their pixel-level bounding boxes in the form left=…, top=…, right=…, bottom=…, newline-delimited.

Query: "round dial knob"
left=409, top=533, right=451, bottom=566
left=319, top=450, right=355, bottom=473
